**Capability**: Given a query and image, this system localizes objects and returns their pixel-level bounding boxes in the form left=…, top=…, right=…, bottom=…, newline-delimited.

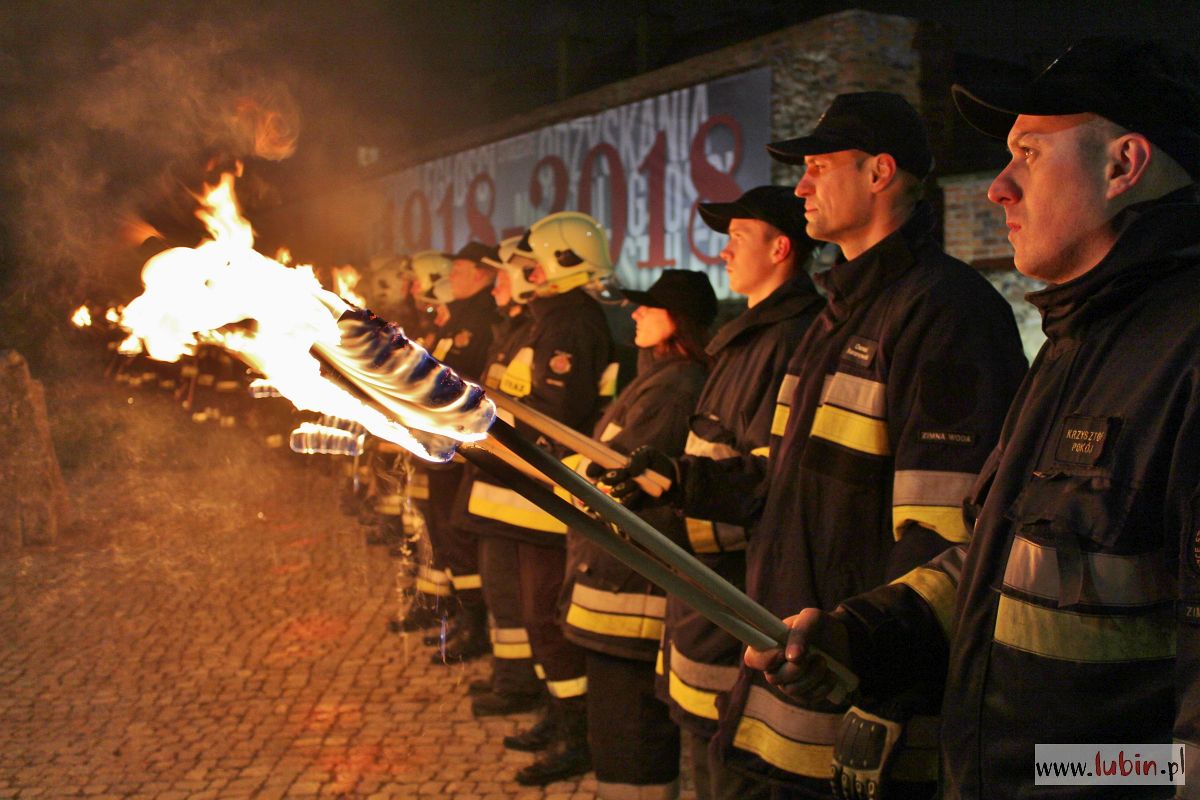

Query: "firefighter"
left=451, top=236, right=543, bottom=711
left=600, top=185, right=823, bottom=799
left=565, top=269, right=717, bottom=800
left=606, top=94, right=1028, bottom=799
left=391, top=248, right=482, bottom=634
left=460, top=211, right=617, bottom=786
left=748, top=39, right=1200, bottom=800
left=420, top=242, right=500, bottom=664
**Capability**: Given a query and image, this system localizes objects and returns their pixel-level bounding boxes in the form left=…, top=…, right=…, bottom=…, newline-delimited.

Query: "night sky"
left=1, top=0, right=1198, bottom=329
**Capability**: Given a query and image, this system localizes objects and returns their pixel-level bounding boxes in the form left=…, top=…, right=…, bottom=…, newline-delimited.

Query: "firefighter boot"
left=515, top=697, right=592, bottom=786
left=430, top=592, right=489, bottom=664
left=502, top=707, right=556, bottom=751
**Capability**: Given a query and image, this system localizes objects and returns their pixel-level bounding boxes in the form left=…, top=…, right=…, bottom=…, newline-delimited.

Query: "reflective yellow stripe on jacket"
left=682, top=431, right=748, bottom=553
left=491, top=623, right=533, bottom=660
left=995, top=535, right=1175, bottom=662
left=892, top=469, right=975, bottom=543
left=810, top=372, right=889, bottom=455
left=565, top=583, right=666, bottom=641
left=771, top=374, right=800, bottom=437
left=731, top=685, right=841, bottom=779
left=665, top=643, right=739, bottom=721
left=468, top=480, right=567, bottom=534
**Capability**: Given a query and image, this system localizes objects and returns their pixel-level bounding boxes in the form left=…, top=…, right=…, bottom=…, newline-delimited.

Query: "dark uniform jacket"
left=659, top=274, right=823, bottom=738
left=836, top=187, right=1200, bottom=799
left=430, top=286, right=497, bottom=379
left=710, top=204, right=1027, bottom=789
left=416, top=285, right=500, bottom=585
left=562, top=350, right=708, bottom=662
left=458, top=289, right=616, bottom=548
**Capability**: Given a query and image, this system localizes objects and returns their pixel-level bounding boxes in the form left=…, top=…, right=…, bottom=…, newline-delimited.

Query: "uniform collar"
left=812, top=202, right=935, bottom=318
left=706, top=273, right=820, bottom=357
left=1027, top=185, right=1200, bottom=342
left=446, top=285, right=495, bottom=318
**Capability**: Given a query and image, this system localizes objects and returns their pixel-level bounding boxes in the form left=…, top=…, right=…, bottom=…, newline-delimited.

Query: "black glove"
left=586, top=446, right=678, bottom=510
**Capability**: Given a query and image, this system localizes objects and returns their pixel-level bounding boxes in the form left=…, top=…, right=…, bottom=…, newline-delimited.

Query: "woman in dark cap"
left=557, top=269, right=718, bottom=798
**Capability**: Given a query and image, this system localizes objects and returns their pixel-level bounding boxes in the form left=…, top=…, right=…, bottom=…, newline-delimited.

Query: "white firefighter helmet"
left=518, top=211, right=613, bottom=295
left=366, top=254, right=412, bottom=310
left=408, top=250, right=455, bottom=304
left=484, top=234, right=538, bottom=304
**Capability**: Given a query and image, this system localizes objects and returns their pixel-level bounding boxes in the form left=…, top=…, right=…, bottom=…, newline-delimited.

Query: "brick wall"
left=940, top=172, right=1012, bottom=266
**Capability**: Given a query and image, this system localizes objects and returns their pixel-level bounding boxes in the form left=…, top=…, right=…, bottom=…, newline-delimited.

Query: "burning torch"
left=114, top=171, right=857, bottom=702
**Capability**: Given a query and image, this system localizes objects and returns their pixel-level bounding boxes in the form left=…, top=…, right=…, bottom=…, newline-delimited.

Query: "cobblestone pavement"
left=0, top=373, right=698, bottom=799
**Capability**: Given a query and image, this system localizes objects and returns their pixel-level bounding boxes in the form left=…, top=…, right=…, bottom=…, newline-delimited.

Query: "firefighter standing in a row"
left=420, top=242, right=500, bottom=663
left=453, top=236, right=543, bottom=711
left=457, top=211, right=618, bottom=786
left=562, top=269, right=718, bottom=799
left=603, top=185, right=824, bottom=799
left=749, top=38, right=1200, bottom=800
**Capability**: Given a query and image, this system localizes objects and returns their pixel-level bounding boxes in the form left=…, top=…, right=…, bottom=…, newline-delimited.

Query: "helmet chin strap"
left=534, top=269, right=593, bottom=296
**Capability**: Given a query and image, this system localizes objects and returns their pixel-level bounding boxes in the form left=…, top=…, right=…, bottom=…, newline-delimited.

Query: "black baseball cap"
left=952, top=37, right=1200, bottom=179
left=620, top=270, right=718, bottom=329
left=698, top=185, right=812, bottom=250
left=444, top=241, right=500, bottom=266
left=767, top=91, right=934, bottom=179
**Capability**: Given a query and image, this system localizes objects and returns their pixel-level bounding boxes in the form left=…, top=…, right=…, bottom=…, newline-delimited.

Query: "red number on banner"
left=466, top=172, right=498, bottom=245
left=637, top=130, right=676, bottom=269
left=401, top=190, right=432, bottom=251
left=687, top=114, right=744, bottom=265
left=578, top=143, right=627, bottom=264
left=530, top=155, right=568, bottom=214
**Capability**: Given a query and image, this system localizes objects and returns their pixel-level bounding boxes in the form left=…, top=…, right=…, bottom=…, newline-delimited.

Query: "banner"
left=369, top=67, right=772, bottom=297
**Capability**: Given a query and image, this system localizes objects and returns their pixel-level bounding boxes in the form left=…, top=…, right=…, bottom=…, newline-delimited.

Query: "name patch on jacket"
left=919, top=430, right=975, bottom=446
left=1055, top=415, right=1115, bottom=466
left=842, top=337, right=878, bottom=368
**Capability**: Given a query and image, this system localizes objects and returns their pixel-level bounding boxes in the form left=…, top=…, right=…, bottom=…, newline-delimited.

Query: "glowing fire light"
left=115, top=173, right=492, bottom=461
left=71, top=305, right=92, bottom=328
left=331, top=265, right=366, bottom=307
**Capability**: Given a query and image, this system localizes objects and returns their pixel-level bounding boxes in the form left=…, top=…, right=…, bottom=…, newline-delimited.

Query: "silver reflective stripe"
left=742, top=685, right=841, bottom=744
left=820, top=372, right=886, bottom=418
left=669, top=643, right=739, bottom=691
left=684, top=431, right=739, bottom=460
left=600, top=422, right=623, bottom=443
left=893, top=470, right=976, bottom=507
left=1003, top=536, right=1173, bottom=608
left=571, top=583, right=666, bottom=617
left=595, top=779, right=680, bottom=800
left=776, top=373, right=800, bottom=405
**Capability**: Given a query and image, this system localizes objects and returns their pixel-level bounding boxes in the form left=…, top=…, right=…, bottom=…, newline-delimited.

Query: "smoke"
left=0, top=10, right=302, bottom=305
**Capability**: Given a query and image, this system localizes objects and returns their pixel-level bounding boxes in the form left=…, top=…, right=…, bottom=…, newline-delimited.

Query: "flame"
left=331, top=265, right=366, bottom=307
left=115, top=173, right=492, bottom=461
left=71, top=305, right=92, bottom=328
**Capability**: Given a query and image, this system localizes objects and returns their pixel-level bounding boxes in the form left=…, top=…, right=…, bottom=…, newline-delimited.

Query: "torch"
left=306, top=304, right=857, bottom=702
left=113, top=171, right=856, bottom=702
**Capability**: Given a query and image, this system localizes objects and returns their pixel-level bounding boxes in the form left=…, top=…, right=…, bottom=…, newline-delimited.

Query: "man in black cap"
left=418, top=241, right=498, bottom=663
left=746, top=40, right=1200, bottom=799
left=602, top=184, right=824, bottom=799
left=608, top=92, right=1026, bottom=798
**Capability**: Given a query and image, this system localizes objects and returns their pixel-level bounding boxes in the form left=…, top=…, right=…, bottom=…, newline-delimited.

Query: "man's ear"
left=867, top=153, right=899, bottom=193
left=772, top=232, right=794, bottom=263
left=1106, top=133, right=1153, bottom=200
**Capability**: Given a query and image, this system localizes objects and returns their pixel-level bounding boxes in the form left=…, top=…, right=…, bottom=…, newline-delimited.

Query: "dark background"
left=2, top=0, right=1198, bottom=366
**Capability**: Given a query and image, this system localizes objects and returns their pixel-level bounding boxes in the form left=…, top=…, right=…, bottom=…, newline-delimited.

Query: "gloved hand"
left=830, top=706, right=903, bottom=800
left=585, top=445, right=678, bottom=510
